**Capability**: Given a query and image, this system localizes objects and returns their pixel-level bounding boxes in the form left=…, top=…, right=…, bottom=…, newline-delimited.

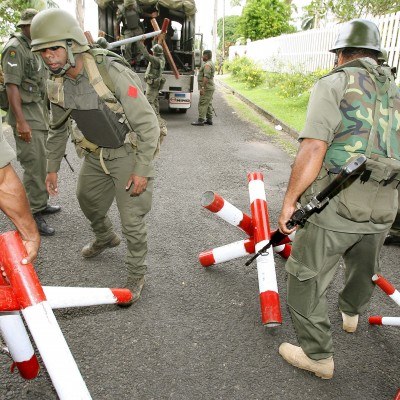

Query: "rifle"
left=245, top=154, right=367, bottom=266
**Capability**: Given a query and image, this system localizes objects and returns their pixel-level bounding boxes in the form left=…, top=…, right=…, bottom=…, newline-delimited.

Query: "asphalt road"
left=0, top=84, right=399, bottom=400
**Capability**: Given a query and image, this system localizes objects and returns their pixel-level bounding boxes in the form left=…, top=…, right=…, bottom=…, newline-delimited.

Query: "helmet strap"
left=52, top=40, right=75, bottom=76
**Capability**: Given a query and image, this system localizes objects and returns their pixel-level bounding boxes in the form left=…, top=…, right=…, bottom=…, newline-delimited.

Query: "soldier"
left=1, top=8, right=61, bottom=236
left=30, top=9, right=160, bottom=305
left=0, top=114, right=40, bottom=263
left=115, top=0, right=158, bottom=67
left=277, top=19, right=400, bottom=379
left=191, top=50, right=215, bottom=126
left=137, top=40, right=167, bottom=142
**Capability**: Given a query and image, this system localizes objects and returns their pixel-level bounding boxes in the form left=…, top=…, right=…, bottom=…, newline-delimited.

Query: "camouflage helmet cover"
left=329, top=19, right=381, bottom=53
left=17, top=8, right=38, bottom=27
left=30, top=9, right=88, bottom=52
left=152, top=44, right=163, bottom=55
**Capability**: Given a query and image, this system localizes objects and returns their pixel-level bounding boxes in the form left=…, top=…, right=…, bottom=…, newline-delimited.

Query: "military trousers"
left=13, top=127, right=48, bottom=214
left=76, top=144, right=153, bottom=277
left=146, top=83, right=166, bottom=142
left=285, top=222, right=386, bottom=360
left=198, top=88, right=215, bottom=121
left=123, top=28, right=143, bottom=64
left=389, top=190, right=400, bottom=236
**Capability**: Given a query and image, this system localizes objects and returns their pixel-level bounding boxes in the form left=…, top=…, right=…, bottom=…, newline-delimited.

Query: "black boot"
left=191, top=119, right=205, bottom=126
left=41, top=205, right=61, bottom=215
left=204, top=119, right=213, bottom=125
left=384, top=234, right=400, bottom=245
left=33, top=213, right=55, bottom=236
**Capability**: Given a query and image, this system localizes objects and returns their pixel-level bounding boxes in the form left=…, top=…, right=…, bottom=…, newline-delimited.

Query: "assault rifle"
left=245, top=154, right=367, bottom=266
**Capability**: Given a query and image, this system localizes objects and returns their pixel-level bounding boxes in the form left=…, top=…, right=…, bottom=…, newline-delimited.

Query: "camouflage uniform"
left=285, top=58, right=400, bottom=360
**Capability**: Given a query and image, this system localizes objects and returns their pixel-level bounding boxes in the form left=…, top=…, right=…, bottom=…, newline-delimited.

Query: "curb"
left=216, top=78, right=300, bottom=140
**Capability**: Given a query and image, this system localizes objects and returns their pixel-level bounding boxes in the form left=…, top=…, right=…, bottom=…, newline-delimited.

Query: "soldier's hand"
left=200, top=88, right=205, bottom=96
left=278, top=203, right=297, bottom=235
left=46, top=172, right=59, bottom=196
left=16, top=120, right=32, bottom=143
left=21, top=235, right=41, bottom=265
left=126, top=174, right=148, bottom=197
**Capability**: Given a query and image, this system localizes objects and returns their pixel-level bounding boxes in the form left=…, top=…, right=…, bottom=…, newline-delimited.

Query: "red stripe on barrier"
left=199, top=250, right=216, bottom=267
left=13, top=355, right=40, bottom=380
left=374, top=275, right=395, bottom=295
left=369, top=316, right=383, bottom=325
left=248, top=172, right=264, bottom=182
left=394, top=389, right=400, bottom=400
left=204, top=193, right=224, bottom=213
left=238, top=214, right=254, bottom=236
left=0, top=286, right=20, bottom=311
left=244, top=238, right=255, bottom=254
left=0, top=231, right=46, bottom=308
left=111, top=289, right=133, bottom=304
left=259, top=291, right=282, bottom=326
left=250, top=199, right=271, bottom=243
left=275, top=244, right=291, bottom=260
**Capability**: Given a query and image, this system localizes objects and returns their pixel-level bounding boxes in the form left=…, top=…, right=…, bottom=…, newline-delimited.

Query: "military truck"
left=96, top=0, right=201, bottom=112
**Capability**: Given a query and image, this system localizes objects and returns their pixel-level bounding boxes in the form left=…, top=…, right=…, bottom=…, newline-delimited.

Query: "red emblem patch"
left=128, top=86, right=138, bottom=98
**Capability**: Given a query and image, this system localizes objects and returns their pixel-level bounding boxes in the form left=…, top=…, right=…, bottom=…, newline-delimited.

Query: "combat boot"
left=341, top=311, right=359, bottom=333
left=384, top=234, right=400, bottom=245
left=118, top=275, right=146, bottom=308
left=204, top=119, right=213, bottom=125
left=81, top=234, right=121, bottom=258
left=279, top=343, right=334, bottom=379
left=33, top=212, right=55, bottom=236
left=41, top=204, right=61, bottom=215
left=191, top=119, right=205, bottom=126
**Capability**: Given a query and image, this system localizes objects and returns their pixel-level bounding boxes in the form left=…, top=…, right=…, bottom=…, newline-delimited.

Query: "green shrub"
left=227, top=56, right=266, bottom=88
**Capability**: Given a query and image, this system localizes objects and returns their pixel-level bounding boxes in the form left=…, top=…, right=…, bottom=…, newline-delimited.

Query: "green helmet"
left=17, top=8, right=38, bottom=27
left=329, top=19, right=381, bottom=53
left=152, top=44, right=163, bottom=55
left=378, top=48, right=388, bottom=64
left=30, top=9, right=88, bottom=52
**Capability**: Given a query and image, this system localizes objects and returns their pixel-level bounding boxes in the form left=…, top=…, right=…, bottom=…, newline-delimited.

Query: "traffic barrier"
left=248, top=172, right=282, bottom=327
left=369, top=316, right=400, bottom=326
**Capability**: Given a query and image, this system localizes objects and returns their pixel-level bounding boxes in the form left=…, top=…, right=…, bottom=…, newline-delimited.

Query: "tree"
left=238, top=0, right=295, bottom=41
left=303, top=0, right=400, bottom=26
left=217, top=15, right=241, bottom=54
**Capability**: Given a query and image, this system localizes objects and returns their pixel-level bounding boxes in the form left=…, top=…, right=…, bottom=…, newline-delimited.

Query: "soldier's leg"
left=385, top=190, right=400, bottom=243
left=198, top=93, right=209, bottom=121
left=286, top=224, right=360, bottom=360
left=146, top=85, right=160, bottom=117
left=76, top=154, right=116, bottom=243
left=109, top=147, right=153, bottom=277
left=339, top=231, right=386, bottom=315
left=205, top=90, right=215, bottom=122
left=13, top=128, right=48, bottom=214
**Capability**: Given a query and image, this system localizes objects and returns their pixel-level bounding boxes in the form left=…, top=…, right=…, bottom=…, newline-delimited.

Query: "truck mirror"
left=194, top=49, right=202, bottom=68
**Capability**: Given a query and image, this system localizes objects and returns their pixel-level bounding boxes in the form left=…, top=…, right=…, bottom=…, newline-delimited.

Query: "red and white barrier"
left=248, top=172, right=281, bottom=327
left=369, top=316, right=400, bottom=326
left=199, top=238, right=255, bottom=267
left=394, top=389, right=400, bottom=400
left=201, top=191, right=254, bottom=236
left=372, top=274, right=400, bottom=307
left=0, top=231, right=92, bottom=399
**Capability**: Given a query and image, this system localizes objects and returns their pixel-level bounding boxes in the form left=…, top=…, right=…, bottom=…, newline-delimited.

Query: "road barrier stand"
left=0, top=230, right=133, bottom=399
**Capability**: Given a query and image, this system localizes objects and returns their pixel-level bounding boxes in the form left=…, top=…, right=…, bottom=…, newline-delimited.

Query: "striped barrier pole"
left=372, top=274, right=400, bottom=307
left=199, top=237, right=292, bottom=267
left=394, top=389, right=400, bottom=400
left=0, top=269, right=40, bottom=379
left=0, top=231, right=92, bottom=399
left=369, top=316, right=400, bottom=326
left=201, top=191, right=254, bottom=236
left=248, top=172, right=282, bottom=327
left=199, top=238, right=255, bottom=267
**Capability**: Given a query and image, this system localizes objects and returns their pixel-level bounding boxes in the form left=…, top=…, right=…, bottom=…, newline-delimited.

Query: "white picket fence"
left=229, top=12, right=400, bottom=83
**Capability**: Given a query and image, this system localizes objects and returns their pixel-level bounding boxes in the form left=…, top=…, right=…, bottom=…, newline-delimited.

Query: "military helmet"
left=124, top=0, right=136, bottom=6
left=329, top=19, right=381, bottom=53
left=30, top=9, right=88, bottom=52
left=152, top=44, right=163, bottom=55
left=378, top=48, right=388, bottom=63
left=17, top=8, right=38, bottom=27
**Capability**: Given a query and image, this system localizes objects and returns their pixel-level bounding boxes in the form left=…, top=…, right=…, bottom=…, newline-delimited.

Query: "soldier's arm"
left=111, top=62, right=159, bottom=177
left=137, top=41, right=160, bottom=67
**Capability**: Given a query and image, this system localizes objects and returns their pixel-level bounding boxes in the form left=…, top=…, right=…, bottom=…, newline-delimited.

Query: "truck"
left=96, top=0, right=201, bottom=112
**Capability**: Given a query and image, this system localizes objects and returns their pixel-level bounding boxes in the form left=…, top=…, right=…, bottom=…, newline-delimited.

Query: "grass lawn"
left=220, top=75, right=309, bottom=133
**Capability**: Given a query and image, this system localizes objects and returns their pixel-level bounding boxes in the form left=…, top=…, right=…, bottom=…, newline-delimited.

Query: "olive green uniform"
left=0, top=115, right=16, bottom=167
left=1, top=33, right=49, bottom=214
left=286, top=58, right=400, bottom=360
left=388, top=193, right=400, bottom=236
left=197, top=60, right=215, bottom=121
left=137, top=42, right=167, bottom=135
left=46, top=54, right=159, bottom=278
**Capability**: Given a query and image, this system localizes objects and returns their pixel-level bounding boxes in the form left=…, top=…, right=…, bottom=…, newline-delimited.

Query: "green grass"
left=221, top=75, right=308, bottom=133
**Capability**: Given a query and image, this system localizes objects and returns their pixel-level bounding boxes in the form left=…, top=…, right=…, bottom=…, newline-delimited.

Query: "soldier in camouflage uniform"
left=31, top=9, right=160, bottom=305
left=191, top=50, right=215, bottom=126
left=1, top=9, right=60, bottom=236
left=277, top=19, right=400, bottom=379
left=137, top=40, right=167, bottom=141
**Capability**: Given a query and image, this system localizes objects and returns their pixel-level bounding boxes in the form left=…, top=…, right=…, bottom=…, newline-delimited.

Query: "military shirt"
left=0, top=115, right=16, bottom=168
left=137, top=42, right=165, bottom=80
left=1, top=33, right=48, bottom=129
left=47, top=54, right=159, bottom=177
left=299, top=58, right=397, bottom=234
left=197, top=60, right=215, bottom=89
